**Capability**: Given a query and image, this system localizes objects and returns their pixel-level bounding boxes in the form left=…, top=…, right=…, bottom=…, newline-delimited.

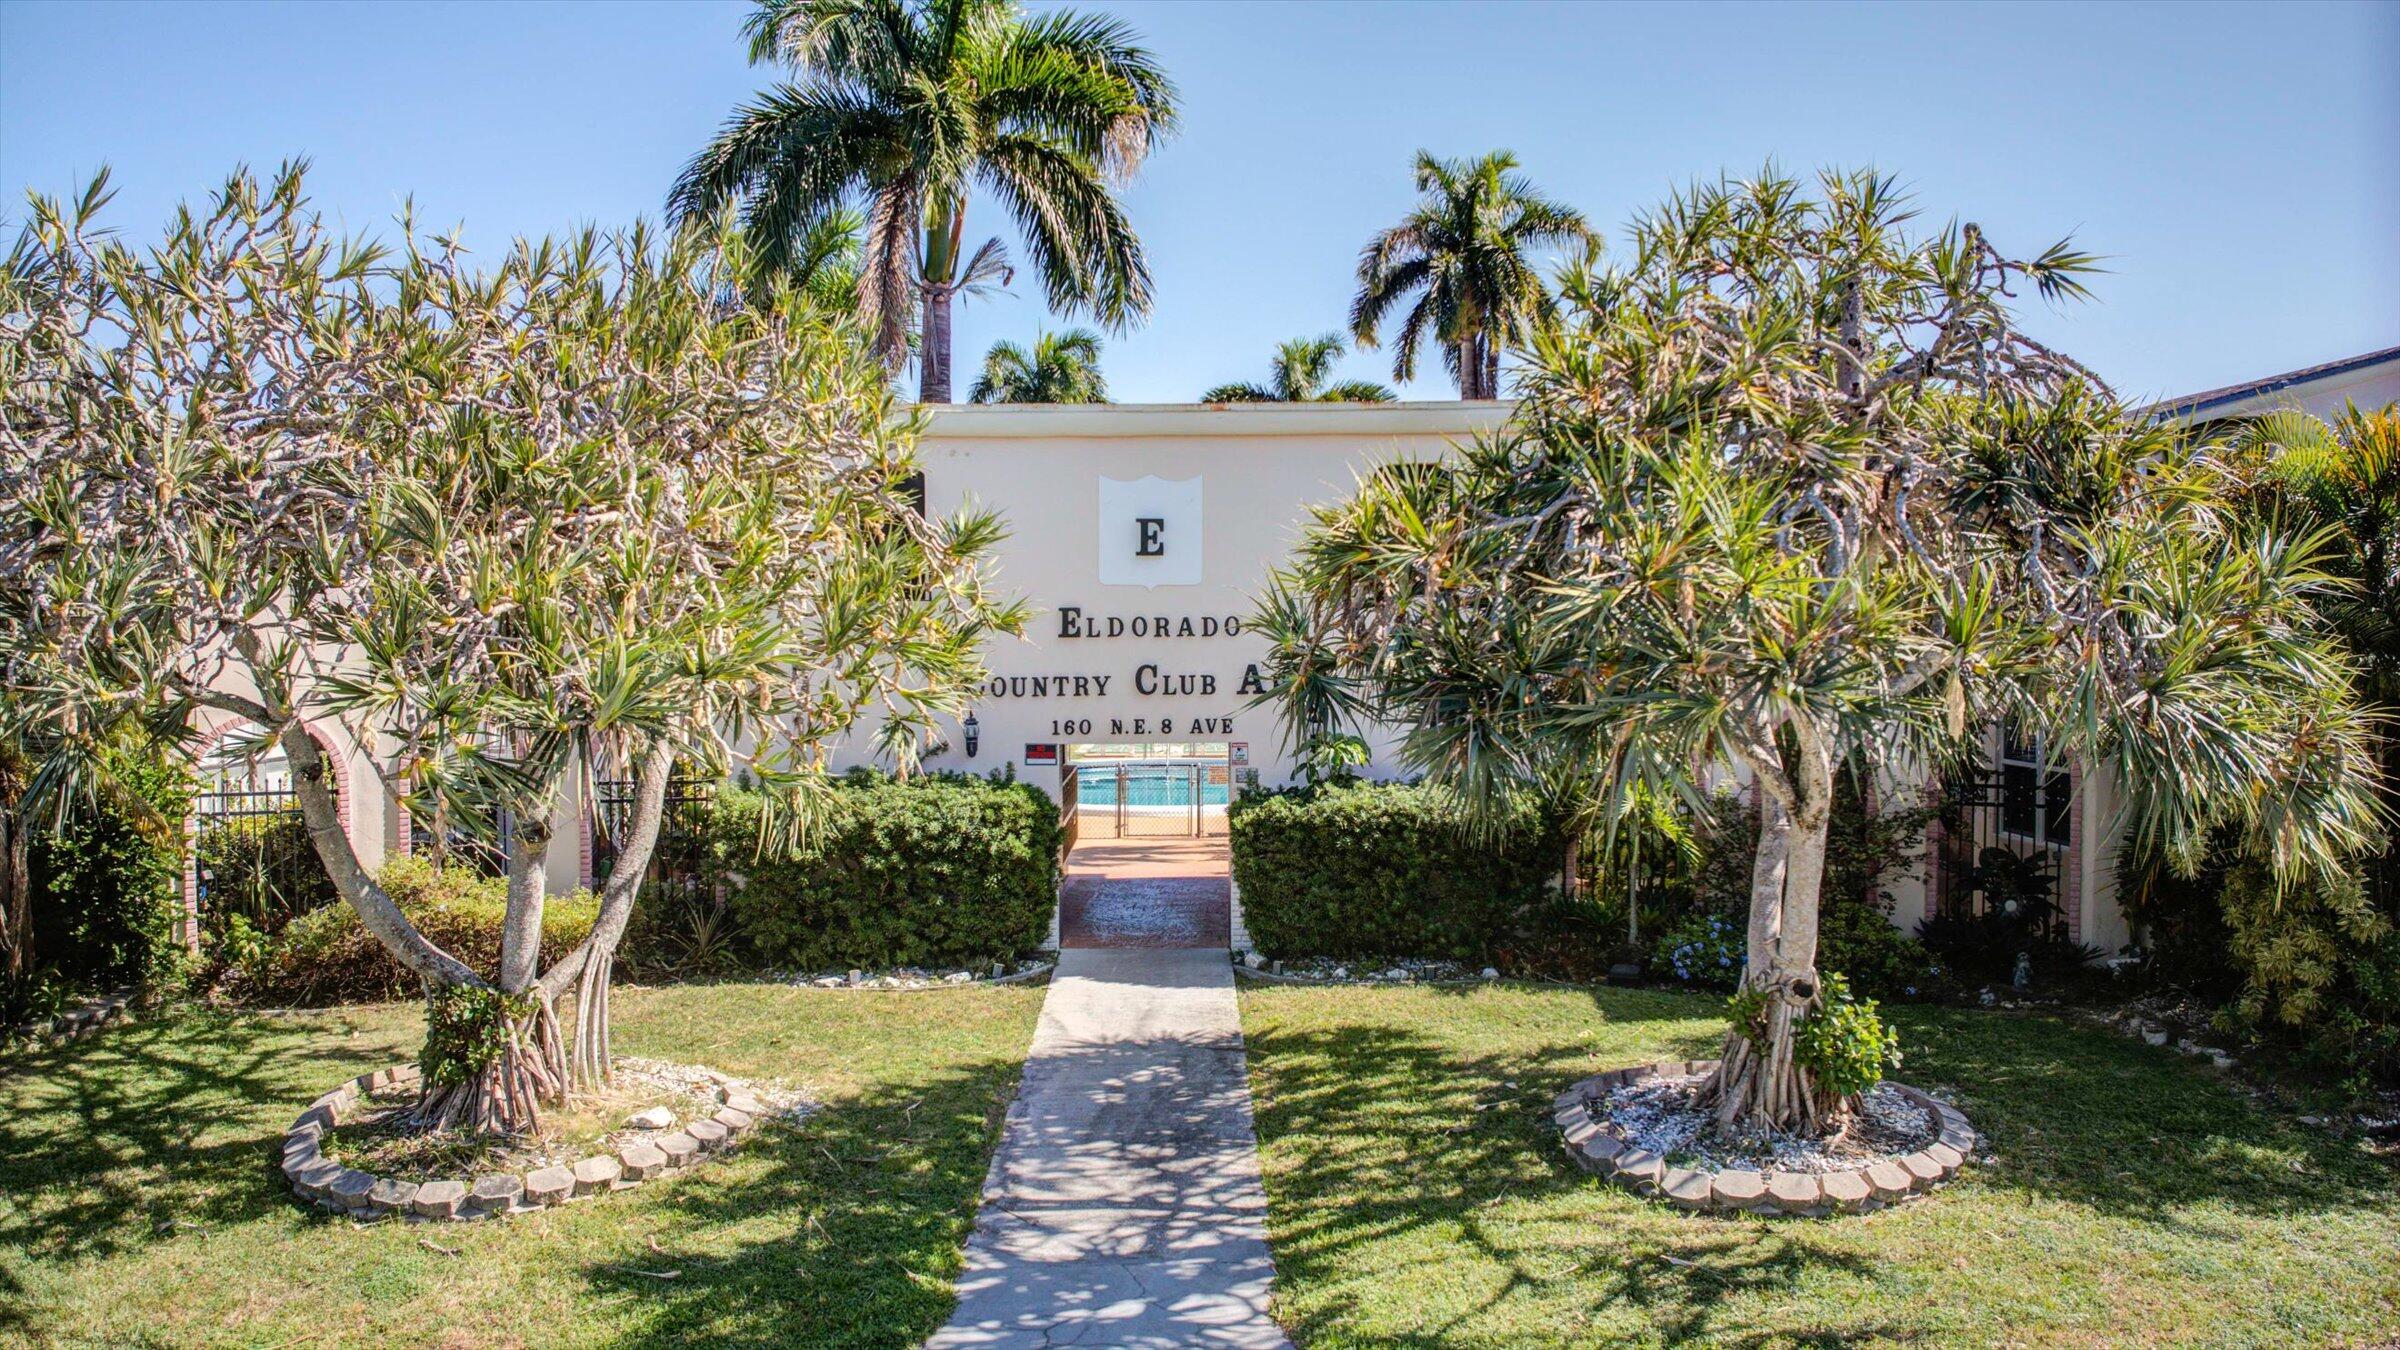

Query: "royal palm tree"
left=1202, top=334, right=1395, bottom=403
left=969, top=329, right=1108, bottom=404
left=671, top=0, right=1177, bottom=403
left=1351, top=151, right=1593, bottom=400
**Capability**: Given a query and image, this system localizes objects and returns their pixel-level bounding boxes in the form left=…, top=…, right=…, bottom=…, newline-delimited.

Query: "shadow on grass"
left=1242, top=1007, right=1895, bottom=1347
left=1, top=992, right=1036, bottom=1350
left=1885, top=1005, right=2394, bottom=1222
left=564, top=1050, right=1027, bottom=1348
left=0, top=1010, right=407, bottom=1257
left=0, top=1006, right=411, bottom=1337
left=1242, top=984, right=2396, bottom=1347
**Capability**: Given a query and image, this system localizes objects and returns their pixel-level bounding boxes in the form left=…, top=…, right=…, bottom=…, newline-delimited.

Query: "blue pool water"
left=1075, top=765, right=1231, bottom=808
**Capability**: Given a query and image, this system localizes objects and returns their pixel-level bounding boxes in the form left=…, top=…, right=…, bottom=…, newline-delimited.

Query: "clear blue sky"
left=4, top=0, right=2394, bottom=404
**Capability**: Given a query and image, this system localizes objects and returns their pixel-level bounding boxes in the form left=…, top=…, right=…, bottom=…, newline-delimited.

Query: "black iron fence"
left=191, top=773, right=337, bottom=935
left=593, top=776, right=720, bottom=901
left=1933, top=768, right=2070, bottom=942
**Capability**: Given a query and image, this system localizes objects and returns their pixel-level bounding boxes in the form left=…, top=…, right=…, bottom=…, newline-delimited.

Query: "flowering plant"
left=1659, top=912, right=1745, bottom=990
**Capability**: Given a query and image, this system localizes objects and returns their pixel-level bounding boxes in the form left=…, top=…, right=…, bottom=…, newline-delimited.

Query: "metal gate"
left=191, top=757, right=337, bottom=934
left=592, top=776, right=718, bottom=897
left=1059, top=764, right=1082, bottom=857
left=1069, top=760, right=1228, bottom=839
left=592, top=776, right=724, bottom=969
left=1933, top=767, right=2069, bottom=940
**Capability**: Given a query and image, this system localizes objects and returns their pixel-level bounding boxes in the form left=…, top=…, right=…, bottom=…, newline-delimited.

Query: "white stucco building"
left=187, top=345, right=2400, bottom=956
left=881, top=401, right=1504, bottom=789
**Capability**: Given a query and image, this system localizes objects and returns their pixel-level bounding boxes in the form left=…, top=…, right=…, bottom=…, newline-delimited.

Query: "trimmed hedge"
left=1228, top=780, right=1560, bottom=961
left=235, top=858, right=596, bottom=1007
left=725, top=770, right=1060, bottom=970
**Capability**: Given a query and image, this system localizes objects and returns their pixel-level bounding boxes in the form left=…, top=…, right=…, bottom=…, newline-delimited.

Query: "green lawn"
left=1238, top=981, right=2400, bottom=1349
left=0, top=981, right=1045, bottom=1348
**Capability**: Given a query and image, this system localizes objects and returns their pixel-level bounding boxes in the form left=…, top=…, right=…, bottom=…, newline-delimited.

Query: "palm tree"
left=778, top=207, right=867, bottom=312
left=671, top=0, right=1177, bottom=403
left=1351, top=151, right=1593, bottom=400
left=1202, top=334, right=1396, bottom=403
left=969, top=329, right=1108, bottom=404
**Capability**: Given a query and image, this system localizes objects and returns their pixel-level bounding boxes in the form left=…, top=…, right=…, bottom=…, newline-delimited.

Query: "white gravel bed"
left=612, top=1057, right=816, bottom=1124
left=1237, top=954, right=1496, bottom=984
left=772, top=957, right=1055, bottom=991
left=1601, top=1072, right=1938, bottom=1175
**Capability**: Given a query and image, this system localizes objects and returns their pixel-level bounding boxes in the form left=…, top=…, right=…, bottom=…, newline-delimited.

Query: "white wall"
left=838, top=402, right=1506, bottom=798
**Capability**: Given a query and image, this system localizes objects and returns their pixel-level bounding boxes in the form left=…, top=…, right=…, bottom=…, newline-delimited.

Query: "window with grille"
left=1997, top=724, right=2071, bottom=847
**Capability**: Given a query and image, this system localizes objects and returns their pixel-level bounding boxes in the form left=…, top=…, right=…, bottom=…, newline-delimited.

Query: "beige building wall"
left=834, top=402, right=1507, bottom=791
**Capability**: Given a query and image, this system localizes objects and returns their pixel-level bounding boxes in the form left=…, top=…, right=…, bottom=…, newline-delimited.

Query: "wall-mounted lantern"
left=963, top=711, right=980, bottom=759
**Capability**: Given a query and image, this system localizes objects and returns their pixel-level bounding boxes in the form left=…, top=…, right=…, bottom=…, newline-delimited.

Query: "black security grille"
left=1935, top=768, right=2069, bottom=941
left=192, top=768, right=337, bottom=934
left=593, top=776, right=719, bottom=901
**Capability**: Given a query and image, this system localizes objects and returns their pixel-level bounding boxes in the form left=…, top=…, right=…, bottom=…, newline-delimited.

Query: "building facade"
left=867, top=401, right=1505, bottom=790
left=185, top=348, right=2400, bottom=956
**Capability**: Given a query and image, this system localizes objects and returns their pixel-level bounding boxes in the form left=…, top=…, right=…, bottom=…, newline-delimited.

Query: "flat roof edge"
left=919, top=400, right=1512, bottom=439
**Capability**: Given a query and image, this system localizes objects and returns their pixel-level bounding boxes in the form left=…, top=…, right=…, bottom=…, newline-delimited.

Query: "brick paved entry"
left=1056, top=836, right=1231, bottom=949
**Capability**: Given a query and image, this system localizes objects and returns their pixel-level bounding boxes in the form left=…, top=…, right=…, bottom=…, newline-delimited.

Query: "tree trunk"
left=1483, top=334, right=1502, bottom=401
left=277, top=722, right=484, bottom=987
left=272, top=719, right=572, bottom=1135
left=0, top=806, right=29, bottom=980
left=497, top=806, right=554, bottom=995
left=1702, top=722, right=1839, bottom=1133
left=921, top=286, right=953, bottom=404
left=1458, top=335, right=1484, bottom=399
left=570, top=948, right=614, bottom=1091
left=411, top=985, right=569, bottom=1135
left=535, top=746, right=676, bottom=1092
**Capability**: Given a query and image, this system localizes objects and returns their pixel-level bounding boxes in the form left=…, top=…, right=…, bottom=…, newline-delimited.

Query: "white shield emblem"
left=1097, top=475, right=1202, bottom=588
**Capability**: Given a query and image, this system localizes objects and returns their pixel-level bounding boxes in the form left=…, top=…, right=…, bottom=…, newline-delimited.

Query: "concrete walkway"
left=930, top=844, right=1288, bottom=1348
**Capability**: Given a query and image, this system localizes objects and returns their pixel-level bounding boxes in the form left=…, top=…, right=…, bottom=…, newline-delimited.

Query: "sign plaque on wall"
left=1023, top=743, right=1060, bottom=765
left=1097, top=475, right=1202, bottom=588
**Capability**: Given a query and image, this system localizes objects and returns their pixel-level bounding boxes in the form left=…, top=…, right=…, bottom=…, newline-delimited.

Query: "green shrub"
left=1794, top=974, right=1903, bottom=1098
left=193, top=809, right=338, bottom=941
left=235, top=857, right=596, bottom=1006
left=726, top=769, right=1060, bottom=971
left=21, top=752, right=193, bottom=1003
left=1228, top=780, right=1560, bottom=961
left=2218, top=852, right=2399, bottom=1091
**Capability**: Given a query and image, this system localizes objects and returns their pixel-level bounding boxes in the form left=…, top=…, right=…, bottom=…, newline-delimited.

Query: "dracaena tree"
left=1258, top=169, right=2383, bottom=1134
left=0, top=167, right=1022, bottom=1134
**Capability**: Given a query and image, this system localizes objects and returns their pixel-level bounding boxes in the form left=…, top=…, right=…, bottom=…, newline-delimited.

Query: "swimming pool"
left=1074, top=764, right=1231, bottom=809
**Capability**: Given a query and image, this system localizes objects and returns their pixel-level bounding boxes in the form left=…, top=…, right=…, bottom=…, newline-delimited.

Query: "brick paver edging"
left=1554, top=1059, right=1976, bottom=1217
left=280, top=1064, right=772, bottom=1222
left=6, top=988, right=136, bottom=1050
